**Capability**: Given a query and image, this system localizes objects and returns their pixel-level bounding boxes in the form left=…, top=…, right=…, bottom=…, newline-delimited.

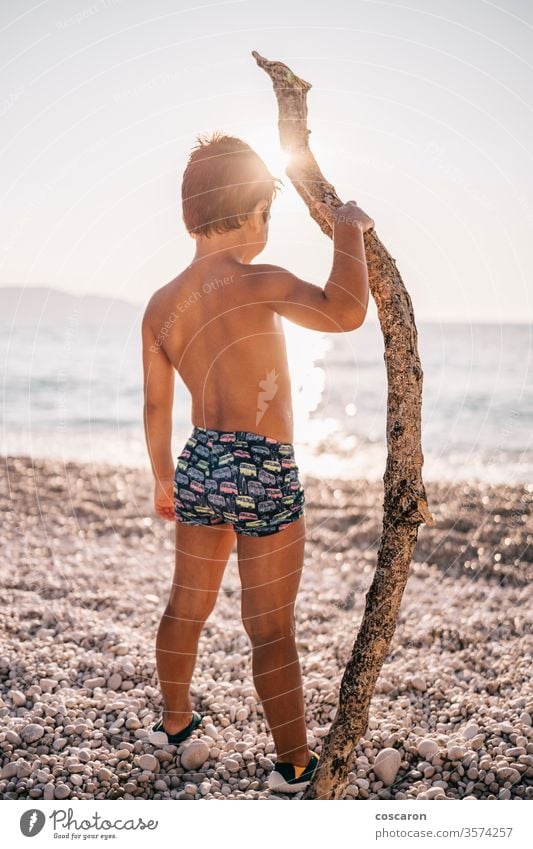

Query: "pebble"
left=138, top=754, right=159, bottom=772
left=107, top=673, right=122, bottom=691
left=55, top=784, right=71, bottom=799
left=418, top=739, right=439, bottom=758
left=447, top=745, right=466, bottom=760
left=5, top=730, right=22, bottom=746
left=10, top=690, right=26, bottom=707
left=373, top=749, right=401, bottom=786
left=21, top=724, right=45, bottom=744
left=462, top=724, right=479, bottom=740
left=84, top=677, right=106, bottom=690
left=411, top=676, right=427, bottom=692
left=97, top=768, right=113, bottom=782
left=1, top=762, right=18, bottom=779
left=181, top=740, right=210, bottom=770
left=17, top=761, right=32, bottom=778
left=147, top=731, right=167, bottom=747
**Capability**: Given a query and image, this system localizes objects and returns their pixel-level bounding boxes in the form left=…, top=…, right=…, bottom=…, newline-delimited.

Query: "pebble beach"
left=1, top=456, right=532, bottom=801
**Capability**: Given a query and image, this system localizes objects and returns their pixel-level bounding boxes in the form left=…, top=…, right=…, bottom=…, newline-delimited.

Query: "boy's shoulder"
left=241, top=262, right=294, bottom=291
left=143, top=273, right=186, bottom=319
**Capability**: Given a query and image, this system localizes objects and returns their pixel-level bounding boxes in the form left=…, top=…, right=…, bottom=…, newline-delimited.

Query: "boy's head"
left=181, top=133, right=281, bottom=250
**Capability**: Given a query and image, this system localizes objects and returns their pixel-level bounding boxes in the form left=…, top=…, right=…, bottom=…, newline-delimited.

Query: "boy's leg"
left=156, top=522, right=236, bottom=732
left=237, top=514, right=311, bottom=766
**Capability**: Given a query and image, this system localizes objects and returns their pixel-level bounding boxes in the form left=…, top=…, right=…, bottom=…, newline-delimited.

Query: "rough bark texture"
left=253, top=51, right=434, bottom=800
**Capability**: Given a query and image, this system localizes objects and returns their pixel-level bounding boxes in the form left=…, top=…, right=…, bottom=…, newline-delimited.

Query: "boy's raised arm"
left=251, top=200, right=373, bottom=332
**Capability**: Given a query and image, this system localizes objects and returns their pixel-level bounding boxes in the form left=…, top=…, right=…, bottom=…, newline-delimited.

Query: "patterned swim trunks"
left=174, top=425, right=305, bottom=536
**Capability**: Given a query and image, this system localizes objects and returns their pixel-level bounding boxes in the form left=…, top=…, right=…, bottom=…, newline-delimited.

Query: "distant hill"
left=0, top=286, right=142, bottom=325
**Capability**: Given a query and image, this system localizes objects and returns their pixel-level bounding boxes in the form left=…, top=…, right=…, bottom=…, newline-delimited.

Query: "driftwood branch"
left=253, top=50, right=434, bottom=800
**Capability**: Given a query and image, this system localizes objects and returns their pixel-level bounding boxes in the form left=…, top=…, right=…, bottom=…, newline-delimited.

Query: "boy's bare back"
left=145, top=257, right=294, bottom=443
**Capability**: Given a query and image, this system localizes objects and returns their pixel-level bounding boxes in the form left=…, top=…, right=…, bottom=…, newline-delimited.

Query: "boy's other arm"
left=142, top=306, right=175, bottom=520
left=252, top=200, right=374, bottom=332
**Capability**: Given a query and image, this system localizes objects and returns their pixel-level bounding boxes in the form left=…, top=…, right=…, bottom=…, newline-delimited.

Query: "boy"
left=142, top=133, right=373, bottom=794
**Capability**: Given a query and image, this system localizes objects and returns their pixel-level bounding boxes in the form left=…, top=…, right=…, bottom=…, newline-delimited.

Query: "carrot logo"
left=256, top=368, right=279, bottom=425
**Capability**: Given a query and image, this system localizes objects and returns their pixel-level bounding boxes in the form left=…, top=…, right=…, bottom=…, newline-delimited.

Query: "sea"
left=1, top=289, right=531, bottom=484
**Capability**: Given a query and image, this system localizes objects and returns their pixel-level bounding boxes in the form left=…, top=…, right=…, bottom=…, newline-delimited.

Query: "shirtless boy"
left=142, top=133, right=373, bottom=794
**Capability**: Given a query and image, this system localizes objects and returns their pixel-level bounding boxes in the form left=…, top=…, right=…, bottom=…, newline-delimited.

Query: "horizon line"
left=0, top=284, right=531, bottom=326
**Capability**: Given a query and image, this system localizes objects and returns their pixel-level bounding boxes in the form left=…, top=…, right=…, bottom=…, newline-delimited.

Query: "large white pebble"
left=462, top=724, right=479, bottom=740
left=21, top=724, right=45, bottom=744
left=411, top=676, right=427, bottom=692
left=417, top=739, right=439, bottom=758
left=373, top=748, right=401, bottom=786
left=5, top=731, right=22, bottom=746
left=107, top=673, right=122, bottom=691
left=447, top=745, right=465, bottom=760
left=10, top=690, right=26, bottom=707
left=84, top=677, right=106, bottom=690
left=138, top=754, right=158, bottom=772
left=1, top=763, right=18, bottom=779
left=181, top=740, right=210, bottom=770
left=147, top=731, right=167, bottom=747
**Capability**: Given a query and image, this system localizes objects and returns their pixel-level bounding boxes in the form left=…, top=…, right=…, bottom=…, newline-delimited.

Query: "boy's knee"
left=164, top=591, right=215, bottom=626
left=242, top=613, right=296, bottom=647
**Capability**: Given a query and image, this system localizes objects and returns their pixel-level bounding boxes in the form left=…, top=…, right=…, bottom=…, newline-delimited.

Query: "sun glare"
left=245, top=130, right=292, bottom=181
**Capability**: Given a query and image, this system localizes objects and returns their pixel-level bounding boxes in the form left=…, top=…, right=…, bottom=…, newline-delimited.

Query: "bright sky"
left=1, top=0, right=532, bottom=322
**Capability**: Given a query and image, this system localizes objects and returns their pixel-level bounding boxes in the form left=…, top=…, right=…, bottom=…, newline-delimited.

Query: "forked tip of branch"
left=251, top=50, right=312, bottom=91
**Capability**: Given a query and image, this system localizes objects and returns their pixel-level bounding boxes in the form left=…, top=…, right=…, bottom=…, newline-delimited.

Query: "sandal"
left=149, top=710, right=203, bottom=745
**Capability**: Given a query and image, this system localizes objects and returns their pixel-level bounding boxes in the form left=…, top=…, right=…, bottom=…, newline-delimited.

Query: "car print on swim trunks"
left=217, top=453, right=235, bottom=466
left=258, top=500, right=277, bottom=514
left=262, top=460, right=281, bottom=473
left=220, top=481, right=238, bottom=495
left=235, top=495, right=256, bottom=510
left=187, top=467, right=205, bottom=483
left=247, top=481, right=266, bottom=498
left=173, top=426, right=305, bottom=536
left=258, top=469, right=276, bottom=486
left=212, top=467, right=233, bottom=481
left=265, top=488, right=283, bottom=500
